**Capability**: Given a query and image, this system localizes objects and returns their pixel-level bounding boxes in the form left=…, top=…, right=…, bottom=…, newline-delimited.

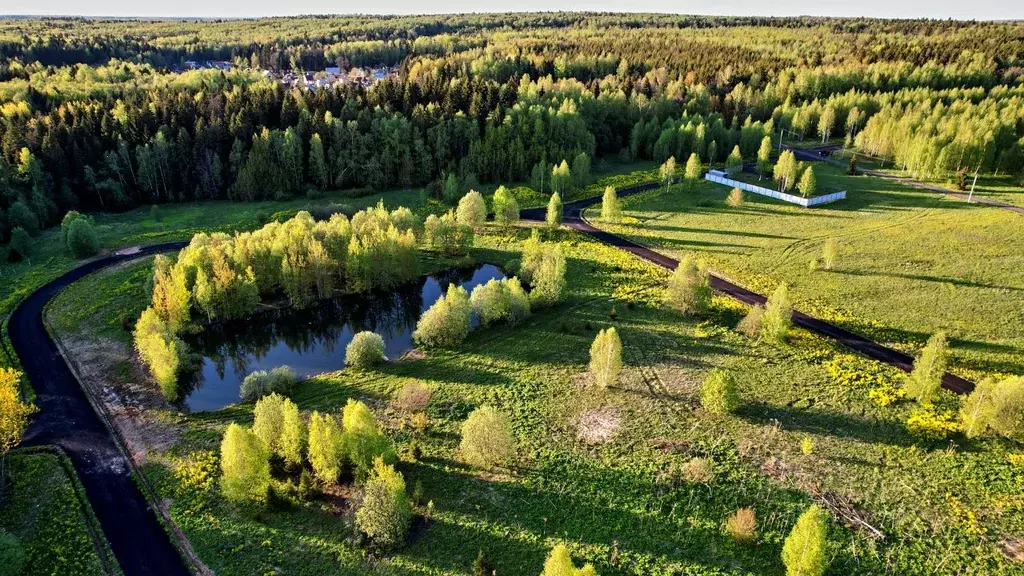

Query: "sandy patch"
left=576, top=408, right=622, bottom=444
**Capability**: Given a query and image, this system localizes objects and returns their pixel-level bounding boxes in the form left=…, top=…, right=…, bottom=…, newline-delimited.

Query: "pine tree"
left=589, top=327, right=623, bottom=388
left=781, top=505, right=829, bottom=576
left=906, top=332, right=948, bottom=404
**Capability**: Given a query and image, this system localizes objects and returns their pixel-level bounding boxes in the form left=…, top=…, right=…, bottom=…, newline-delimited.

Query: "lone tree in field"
left=701, top=369, right=739, bottom=414
left=821, top=238, right=838, bottom=270
left=659, top=156, right=676, bottom=192
left=589, top=327, right=623, bottom=388
left=664, top=256, right=711, bottom=315
left=355, top=457, right=412, bottom=548
left=726, top=145, right=744, bottom=172
left=905, top=332, right=948, bottom=404
left=541, top=544, right=598, bottom=576
left=456, top=190, right=487, bottom=228
left=492, top=186, right=519, bottom=227
left=798, top=166, right=817, bottom=198
left=727, top=187, right=744, bottom=207
left=782, top=505, right=829, bottom=576
left=307, top=411, right=343, bottom=484
left=460, top=406, right=515, bottom=469
left=546, top=192, right=563, bottom=227
left=761, top=283, right=793, bottom=345
left=346, top=331, right=387, bottom=367
left=601, top=186, right=621, bottom=222
left=960, top=376, right=1024, bottom=441
left=220, top=423, right=270, bottom=502
left=757, top=136, right=773, bottom=179
left=684, top=153, right=702, bottom=188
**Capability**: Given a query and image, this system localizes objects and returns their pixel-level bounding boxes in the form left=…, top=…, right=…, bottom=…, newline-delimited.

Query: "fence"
left=705, top=170, right=846, bottom=207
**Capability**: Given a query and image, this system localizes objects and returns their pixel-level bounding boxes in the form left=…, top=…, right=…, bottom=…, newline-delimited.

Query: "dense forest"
left=0, top=14, right=1022, bottom=248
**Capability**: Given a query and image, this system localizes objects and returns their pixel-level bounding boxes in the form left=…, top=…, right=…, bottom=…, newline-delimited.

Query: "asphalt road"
left=9, top=241, right=191, bottom=576
left=522, top=182, right=975, bottom=395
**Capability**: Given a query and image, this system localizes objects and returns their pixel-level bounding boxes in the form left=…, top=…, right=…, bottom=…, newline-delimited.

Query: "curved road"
left=522, top=182, right=975, bottom=395
left=10, top=241, right=191, bottom=576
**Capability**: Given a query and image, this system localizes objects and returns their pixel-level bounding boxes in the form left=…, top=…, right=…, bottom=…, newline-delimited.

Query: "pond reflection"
left=180, top=264, right=504, bottom=412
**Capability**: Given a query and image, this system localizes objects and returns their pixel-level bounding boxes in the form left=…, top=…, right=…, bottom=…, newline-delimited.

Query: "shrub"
left=0, top=368, right=33, bottom=454
left=664, top=256, right=711, bottom=315
left=761, top=283, right=793, bottom=345
left=355, top=457, right=412, bottom=549
left=0, top=529, right=25, bottom=576
left=905, top=332, right=947, bottom=404
left=541, top=544, right=596, bottom=576
left=134, top=307, right=183, bottom=400
left=801, top=437, right=815, bottom=455
left=219, top=423, right=270, bottom=502
left=782, top=505, right=828, bottom=576
left=726, top=508, right=758, bottom=545
left=414, top=284, right=472, bottom=348
left=7, top=227, right=31, bottom=261
left=460, top=405, right=515, bottom=469
left=701, top=369, right=738, bottom=414
left=679, top=457, right=714, bottom=483
left=424, top=210, right=474, bottom=255
left=240, top=366, right=297, bottom=402
left=905, top=408, right=960, bottom=441
left=342, top=399, right=396, bottom=477
left=346, top=331, right=387, bottom=367
left=456, top=190, right=487, bottom=228
left=7, top=202, right=38, bottom=236
left=601, top=186, right=621, bottom=221
left=960, top=376, right=1024, bottom=441
left=150, top=204, right=162, bottom=222
left=307, top=411, right=343, bottom=484
left=546, top=192, right=563, bottom=227
left=67, top=217, right=100, bottom=258
left=60, top=210, right=88, bottom=244
left=474, top=550, right=496, bottom=576
left=589, top=327, right=623, bottom=388
left=736, top=305, right=764, bottom=339
left=392, top=381, right=432, bottom=413
left=492, top=186, right=519, bottom=227
left=726, top=187, right=744, bottom=207
left=470, top=277, right=531, bottom=327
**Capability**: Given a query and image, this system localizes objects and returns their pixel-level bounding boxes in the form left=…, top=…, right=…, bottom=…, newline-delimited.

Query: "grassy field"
left=47, top=220, right=1024, bottom=575
left=588, top=163, right=1024, bottom=382
left=0, top=450, right=120, bottom=576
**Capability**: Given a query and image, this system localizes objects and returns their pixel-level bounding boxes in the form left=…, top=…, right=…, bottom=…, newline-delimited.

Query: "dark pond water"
left=179, top=264, right=504, bottom=412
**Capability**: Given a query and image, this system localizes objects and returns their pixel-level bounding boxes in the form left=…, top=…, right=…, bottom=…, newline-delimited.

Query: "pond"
left=179, top=264, right=504, bottom=412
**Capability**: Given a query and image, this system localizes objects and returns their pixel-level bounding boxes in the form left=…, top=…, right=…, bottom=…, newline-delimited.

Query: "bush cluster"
left=470, top=277, right=531, bottom=327
left=240, top=366, right=297, bottom=402
left=346, top=331, right=387, bottom=367
left=413, top=284, right=472, bottom=349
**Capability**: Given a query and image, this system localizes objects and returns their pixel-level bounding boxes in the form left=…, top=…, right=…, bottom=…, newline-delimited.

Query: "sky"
left=4, top=1, right=1022, bottom=20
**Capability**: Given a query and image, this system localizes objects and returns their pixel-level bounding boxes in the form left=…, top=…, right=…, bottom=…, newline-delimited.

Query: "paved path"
left=9, top=242, right=191, bottom=576
left=522, top=184, right=975, bottom=395
left=787, top=145, right=1024, bottom=216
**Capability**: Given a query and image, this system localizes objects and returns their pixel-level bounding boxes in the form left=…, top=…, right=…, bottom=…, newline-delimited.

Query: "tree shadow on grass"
left=829, top=269, right=1024, bottom=293
left=736, top=401, right=914, bottom=447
